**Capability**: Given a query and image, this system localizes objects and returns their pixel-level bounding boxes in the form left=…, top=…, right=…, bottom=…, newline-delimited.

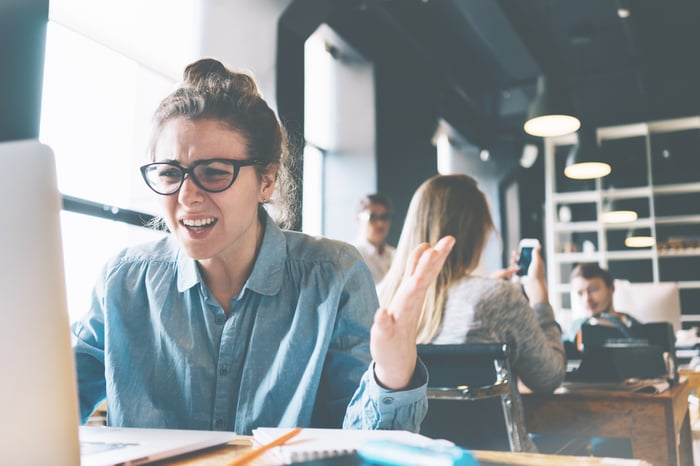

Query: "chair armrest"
left=427, top=379, right=510, bottom=400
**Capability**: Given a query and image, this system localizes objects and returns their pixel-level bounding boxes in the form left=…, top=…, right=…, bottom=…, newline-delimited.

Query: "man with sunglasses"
left=352, top=193, right=396, bottom=284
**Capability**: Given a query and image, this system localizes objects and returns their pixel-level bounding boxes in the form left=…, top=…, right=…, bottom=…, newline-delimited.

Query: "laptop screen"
left=0, top=141, right=237, bottom=466
left=0, top=140, right=81, bottom=465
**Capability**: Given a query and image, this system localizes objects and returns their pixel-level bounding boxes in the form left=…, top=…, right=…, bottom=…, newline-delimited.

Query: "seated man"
left=564, top=263, right=643, bottom=349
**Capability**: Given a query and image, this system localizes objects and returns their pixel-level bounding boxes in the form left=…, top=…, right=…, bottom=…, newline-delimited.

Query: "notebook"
left=0, top=140, right=235, bottom=465
left=252, top=427, right=437, bottom=464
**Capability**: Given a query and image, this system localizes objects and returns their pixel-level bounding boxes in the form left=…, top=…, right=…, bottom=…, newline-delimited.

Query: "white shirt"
left=352, top=237, right=395, bottom=284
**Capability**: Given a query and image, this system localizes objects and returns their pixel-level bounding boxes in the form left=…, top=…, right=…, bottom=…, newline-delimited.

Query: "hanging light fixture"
left=523, top=75, right=581, bottom=137
left=600, top=199, right=638, bottom=224
left=564, top=127, right=612, bottom=179
left=625, top=229, right=655, bottom=248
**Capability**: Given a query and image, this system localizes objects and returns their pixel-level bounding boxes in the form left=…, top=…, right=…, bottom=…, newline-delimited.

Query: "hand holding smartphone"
left=516, top=238, right=540, bottom=276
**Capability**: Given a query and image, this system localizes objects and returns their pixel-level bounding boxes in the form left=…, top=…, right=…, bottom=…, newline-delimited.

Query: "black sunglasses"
left=140, top=158, right=266, bottom=195
left=360, top=212, right=391, bottom=222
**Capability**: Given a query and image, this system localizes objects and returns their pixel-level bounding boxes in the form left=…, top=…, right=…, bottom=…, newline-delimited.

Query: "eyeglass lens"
left=360, top=211, right=390, bottom=222
left=369, top=213, right=391, bottom=222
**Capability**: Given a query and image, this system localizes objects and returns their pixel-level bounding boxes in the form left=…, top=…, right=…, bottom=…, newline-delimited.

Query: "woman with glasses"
left=71, top=58, right=453, bottom=435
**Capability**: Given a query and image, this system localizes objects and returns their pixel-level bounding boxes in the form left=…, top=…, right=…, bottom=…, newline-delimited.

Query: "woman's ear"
left=259, top=163, right=277, bottom=202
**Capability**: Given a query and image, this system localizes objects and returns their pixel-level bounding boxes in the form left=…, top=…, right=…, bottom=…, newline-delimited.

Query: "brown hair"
left=378, top=174, right=497, bottom=342
left=357, top=193, right=393, bottom=215
left=147, top=58, right=299, bottom=229
left=570, top=263, right=614, bottom=287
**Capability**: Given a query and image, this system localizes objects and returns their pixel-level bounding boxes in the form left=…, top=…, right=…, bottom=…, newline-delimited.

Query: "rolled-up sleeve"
left=343, top=360, right=428, bottom=432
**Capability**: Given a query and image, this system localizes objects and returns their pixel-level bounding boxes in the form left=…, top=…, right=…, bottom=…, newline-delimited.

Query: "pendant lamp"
left=564, top=127, right=612, bottom=180
left=523, top=75, right=581, bottom=138
left=625, top=228, right=655, bottom=248
left=600, top=199, right=637, bottom=224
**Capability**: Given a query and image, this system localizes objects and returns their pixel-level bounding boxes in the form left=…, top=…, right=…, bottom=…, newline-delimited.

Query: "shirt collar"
left=176, top=241, right=200, bottom=292
left=244, top=211, right=286, bottom=296
left=175, top=210, right=286, bottom=296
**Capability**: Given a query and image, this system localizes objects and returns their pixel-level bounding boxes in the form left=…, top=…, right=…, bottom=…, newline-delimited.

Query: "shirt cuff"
left=369, top=359, right=427, bottom=398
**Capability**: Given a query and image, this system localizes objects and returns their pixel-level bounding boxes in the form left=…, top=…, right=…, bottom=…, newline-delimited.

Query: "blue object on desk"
left=357, top=439, right=479, bottom=466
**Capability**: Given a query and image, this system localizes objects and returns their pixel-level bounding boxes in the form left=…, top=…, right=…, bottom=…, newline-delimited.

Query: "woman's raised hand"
left=370, top=236, right=455, bottom=389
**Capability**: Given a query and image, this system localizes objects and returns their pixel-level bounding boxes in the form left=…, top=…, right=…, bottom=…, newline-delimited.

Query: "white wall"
left=197, top=0, right=293, bottom=110
left=438, top=141, right=506, bottom=274
left=305, top=24, right=377, bottom=242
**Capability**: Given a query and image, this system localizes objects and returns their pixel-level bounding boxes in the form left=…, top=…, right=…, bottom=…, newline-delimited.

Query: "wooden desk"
left=152, top=437, right=652, bottom=466
left=679, top=368, right=700, bottom=394
left=522, top=378, right=693, bottom=466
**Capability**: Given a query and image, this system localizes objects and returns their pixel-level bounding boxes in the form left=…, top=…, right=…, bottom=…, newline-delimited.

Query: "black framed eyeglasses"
left=140, top=158, right=267, bottom=195
left=359, top=212, right=391, bottom=223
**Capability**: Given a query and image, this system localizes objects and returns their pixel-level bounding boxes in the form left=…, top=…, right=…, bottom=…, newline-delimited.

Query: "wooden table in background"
left=522, top=378, right=693, bottom=466
left=679, top=368, right=700, bottom=395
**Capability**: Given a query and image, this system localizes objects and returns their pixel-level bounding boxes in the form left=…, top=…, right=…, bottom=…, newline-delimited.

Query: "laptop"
left=568, top=323, right=671, bottom=383
left=0, top=140, right=236, bottom=465
left=79, top=426, right=236, bottom=466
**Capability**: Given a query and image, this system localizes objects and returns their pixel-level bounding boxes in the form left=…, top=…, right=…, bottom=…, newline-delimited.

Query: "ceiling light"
left=602, top=209, right=637, bottom=224
left=625, top=229, right=654, bottom=248
left=524, top=75, right=581, bottom=138
left=564, top=128, right=611, bottom=179
left=601, top=199, right=638, bottom=224
left=617, top=0, right=631, bottom=18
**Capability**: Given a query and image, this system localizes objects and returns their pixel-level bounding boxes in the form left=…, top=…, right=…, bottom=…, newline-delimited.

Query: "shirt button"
left=219, top=366, right=228, bottom=376
left=382, top=397, right=394, bottom=405
left=215, top=418, right=225, bottom=428
left=215, top=316, right=226, bottom=325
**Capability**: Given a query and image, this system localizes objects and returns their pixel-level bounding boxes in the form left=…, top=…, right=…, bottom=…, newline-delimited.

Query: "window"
left=302, top=24, right=376, bottom=241
left=40, top=22, right=170, bottom=321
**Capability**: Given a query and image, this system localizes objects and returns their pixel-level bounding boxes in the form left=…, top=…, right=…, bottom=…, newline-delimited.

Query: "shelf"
left=552, top=191, right=600, bottom=204
left=552, top=252, right=601, bottom=264
left=658, top=250, right=700, bottom=257
left=600, top=186, right=653, bottom=200
left=605, top=250, right=655, bottom=260
left=655, top=215, right=700, bottom=225
left=545, top=116, right=700, bottom=323
left=601, top=219, right=654, bottom=230
left=654, top=182, right=700, bottom=195
left=553, top=221, right=600, bottom=233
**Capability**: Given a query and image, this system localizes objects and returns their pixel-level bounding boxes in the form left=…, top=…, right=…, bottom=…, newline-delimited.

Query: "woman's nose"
left=178, top=175, right=203, bottom=203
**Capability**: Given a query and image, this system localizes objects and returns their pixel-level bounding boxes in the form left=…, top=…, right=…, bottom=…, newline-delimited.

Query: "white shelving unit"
left=544, top=116, right=700, bottom=327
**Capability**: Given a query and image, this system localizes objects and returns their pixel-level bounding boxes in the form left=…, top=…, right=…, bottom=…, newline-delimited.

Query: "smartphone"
left=516, top=239, right=540, bottom=276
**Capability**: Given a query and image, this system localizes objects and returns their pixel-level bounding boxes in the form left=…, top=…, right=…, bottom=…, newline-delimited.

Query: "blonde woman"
left=379, top=174, right=565, bottom=393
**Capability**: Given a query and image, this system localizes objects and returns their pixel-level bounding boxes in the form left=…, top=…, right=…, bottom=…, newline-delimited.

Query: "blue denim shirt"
left=72, top=211, right=427, bottom=434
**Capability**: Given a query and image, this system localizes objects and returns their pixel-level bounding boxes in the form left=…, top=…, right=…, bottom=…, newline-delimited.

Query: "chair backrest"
left=417, top=343, right=530, bottom=452
left=612, top=280, right=682, bottom=333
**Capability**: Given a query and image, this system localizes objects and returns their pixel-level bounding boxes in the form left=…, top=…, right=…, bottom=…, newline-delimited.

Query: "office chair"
left=417, top=343, right=531, bottom=452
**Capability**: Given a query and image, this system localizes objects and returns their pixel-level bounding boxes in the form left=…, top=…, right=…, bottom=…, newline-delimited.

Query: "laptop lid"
left=80, top=426, right=237, bottom=466
left=0, top=140, right=81, bottom=465
left=0, top=140, right=236, bottom=465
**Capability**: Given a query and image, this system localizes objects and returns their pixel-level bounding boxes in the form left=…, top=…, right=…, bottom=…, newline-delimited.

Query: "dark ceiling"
left=316, top=0, right=700, bottom=161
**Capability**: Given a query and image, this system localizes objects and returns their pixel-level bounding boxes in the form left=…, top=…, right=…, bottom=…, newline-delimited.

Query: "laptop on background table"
left=0, top=140, right=235, bottom=465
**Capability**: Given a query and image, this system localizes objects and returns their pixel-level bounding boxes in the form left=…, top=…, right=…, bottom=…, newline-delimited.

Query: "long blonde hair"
left=378, top=174, right=496, bottom=343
